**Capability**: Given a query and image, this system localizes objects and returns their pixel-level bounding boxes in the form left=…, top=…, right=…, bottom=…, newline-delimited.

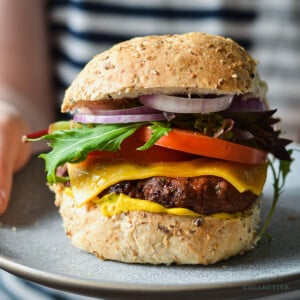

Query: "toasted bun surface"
left=62, top=32, right=257, bottom=112
left=54, top=185, right=260, bottom=265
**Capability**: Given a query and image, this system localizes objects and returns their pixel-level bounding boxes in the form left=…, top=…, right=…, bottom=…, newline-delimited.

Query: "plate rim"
left=1, top=254, right=299, bottom=295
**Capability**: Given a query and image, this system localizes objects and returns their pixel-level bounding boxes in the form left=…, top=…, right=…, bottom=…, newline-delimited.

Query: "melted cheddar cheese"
left=64, top=188, right=243, bottom=218
left=67, top=158, right=267, bottom=207
left=94, top=193, right=243, bottom=219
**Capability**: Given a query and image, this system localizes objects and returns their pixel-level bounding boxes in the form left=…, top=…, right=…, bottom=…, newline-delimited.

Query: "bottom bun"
left=54, top=186, right=261, bottom=265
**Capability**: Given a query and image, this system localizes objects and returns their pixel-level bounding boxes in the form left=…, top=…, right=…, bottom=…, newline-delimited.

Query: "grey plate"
left=0, top=146, right=300, bottom=300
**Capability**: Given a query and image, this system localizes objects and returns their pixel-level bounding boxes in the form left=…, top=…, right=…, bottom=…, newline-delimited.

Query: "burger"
left=26, top=32, right=292, bottom=265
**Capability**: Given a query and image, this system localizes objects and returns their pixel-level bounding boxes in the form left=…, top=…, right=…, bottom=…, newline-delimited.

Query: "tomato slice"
left=88, top=132, right=196, bottom=163
left=138, top=127, right=268, bottom=164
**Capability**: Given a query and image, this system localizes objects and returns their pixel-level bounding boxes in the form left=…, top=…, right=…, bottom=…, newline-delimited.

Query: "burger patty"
left=99, top=176, right=257, bottom=214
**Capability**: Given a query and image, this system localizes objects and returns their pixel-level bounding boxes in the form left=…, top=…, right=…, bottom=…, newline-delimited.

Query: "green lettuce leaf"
left=137, top=122, right=172, bottom=151
left=32, top=122, right=171, bottom=184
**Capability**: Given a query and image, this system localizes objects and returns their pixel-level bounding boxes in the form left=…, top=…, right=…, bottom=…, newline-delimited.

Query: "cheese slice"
left=67, top=158, right=267, bottom=206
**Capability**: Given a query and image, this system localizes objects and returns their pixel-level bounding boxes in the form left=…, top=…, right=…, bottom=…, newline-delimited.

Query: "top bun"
left=62, top=32, right=257, bottom=112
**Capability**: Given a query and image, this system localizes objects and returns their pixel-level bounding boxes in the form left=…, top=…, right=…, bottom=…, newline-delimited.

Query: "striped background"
left=47, top=0, right=300, bottom=140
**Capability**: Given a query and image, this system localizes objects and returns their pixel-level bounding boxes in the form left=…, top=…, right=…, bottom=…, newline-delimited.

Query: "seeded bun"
left=62, top=32, right=257, bottom=112
left=56, top=32, right=264, bottom=265
left=54, top=185, right=260, bottom=265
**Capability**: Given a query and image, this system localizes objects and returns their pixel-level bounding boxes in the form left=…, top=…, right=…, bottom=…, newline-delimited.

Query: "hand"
left=0, top=1, right=54, bottom=214
left=0, top=101, right=31, bottom=215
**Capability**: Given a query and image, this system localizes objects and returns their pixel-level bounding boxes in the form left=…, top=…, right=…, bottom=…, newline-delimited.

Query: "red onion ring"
left=73, top=112, right=175, bottom=124
left=227, top=96, right=266, bottom=111
left=77, top=106, right=160, bottom=115
left=139, top=94, right=233, bottom=113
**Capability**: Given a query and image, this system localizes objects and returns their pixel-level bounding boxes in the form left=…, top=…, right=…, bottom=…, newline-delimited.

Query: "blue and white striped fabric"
left=47, top=0, right=300, bottom=110
left=1, top=0, right=299, bottom=299
left=47, top=0, right=257, bottom=103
